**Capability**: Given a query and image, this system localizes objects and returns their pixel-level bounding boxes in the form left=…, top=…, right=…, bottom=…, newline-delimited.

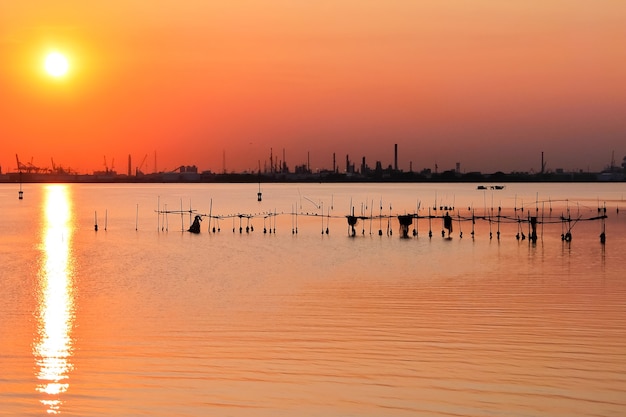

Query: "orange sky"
left=1, top=1, right=625, bottom=174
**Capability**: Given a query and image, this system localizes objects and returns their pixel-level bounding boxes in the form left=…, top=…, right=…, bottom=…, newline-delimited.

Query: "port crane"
left=51, top=157, right=72, bottom=174
left=103, top=156, right=116, bottom=174
left=15, top=154, right=45, bottom=173
left=136, top=154, right=148, bottom=175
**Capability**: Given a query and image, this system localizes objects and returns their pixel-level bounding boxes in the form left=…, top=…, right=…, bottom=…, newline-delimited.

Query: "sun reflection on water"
left=34, top=185, right=75, bottom=414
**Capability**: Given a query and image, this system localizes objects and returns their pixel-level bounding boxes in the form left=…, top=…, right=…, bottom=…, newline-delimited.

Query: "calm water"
left=1, top=182, right=625, bottom=416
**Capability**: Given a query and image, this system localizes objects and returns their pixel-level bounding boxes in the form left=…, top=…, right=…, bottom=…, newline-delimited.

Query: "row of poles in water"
left=346, top=205, right=609, bottom=243
left=145, top=196, right=612, bottom=244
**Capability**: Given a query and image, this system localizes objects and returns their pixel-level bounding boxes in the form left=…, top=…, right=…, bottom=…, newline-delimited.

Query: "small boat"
left=477, top=185, right=506, bottom=190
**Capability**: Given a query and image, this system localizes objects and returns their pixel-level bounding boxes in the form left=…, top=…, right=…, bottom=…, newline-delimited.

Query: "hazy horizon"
left=2, top=146, right=624, bottom=176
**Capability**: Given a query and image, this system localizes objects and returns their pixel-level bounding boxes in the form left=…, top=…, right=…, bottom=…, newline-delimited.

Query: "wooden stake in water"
left=497, top=206, right=501, bottom=240
left=388, top=204, right=392, bottom=236
left=94, top=211, right=98, bottom=231
left=549, top=197, right=553, bottom=215
left=326, top=206, right=330, bottom=235
left=413, top=200, right=419, bottom=237
left=541, top=201, right=546, bottom=241
left=295, top=204, right=298, bottom=234
left=105, top=209, right=108, bottom=231
left=362, top=202, right=366, bottom=235
left=136, top=204, right=139, bottom=231
left=378, top=197, right=383, bottom=236
left=428, top=207, right=432, bottom=238
left=600, top=201, right=606, bottom=244
left=208, top=199, right=213, bottom=232
left=488, top=202, right=492, bottom=240
left=189, top=199, right=193, bottom=229
left=165, top=204, right=169, bottom=231
left=370, top=199, right=374, bottom=236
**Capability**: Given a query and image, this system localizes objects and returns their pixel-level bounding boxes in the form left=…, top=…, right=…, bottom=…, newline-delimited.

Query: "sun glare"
left=44, top=52, right=69, bottom=77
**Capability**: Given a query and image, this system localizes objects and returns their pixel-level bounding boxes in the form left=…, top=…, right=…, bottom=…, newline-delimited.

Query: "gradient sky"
left=1, top=1, right=625, bottom=174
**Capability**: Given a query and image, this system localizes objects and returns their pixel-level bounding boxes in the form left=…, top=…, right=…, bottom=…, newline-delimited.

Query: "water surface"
left=1, top=183, right=625, bottom=416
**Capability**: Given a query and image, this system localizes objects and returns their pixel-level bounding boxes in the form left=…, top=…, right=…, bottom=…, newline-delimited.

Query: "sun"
left=44, top=52, right=69, bottom=77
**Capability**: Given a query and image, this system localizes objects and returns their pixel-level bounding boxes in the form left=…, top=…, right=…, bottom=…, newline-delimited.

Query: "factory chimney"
left=394, top=144, right=398, bottom=171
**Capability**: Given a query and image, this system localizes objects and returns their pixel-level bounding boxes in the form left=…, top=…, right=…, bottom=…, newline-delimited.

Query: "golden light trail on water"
left=34, top=185, right=75, bottom=414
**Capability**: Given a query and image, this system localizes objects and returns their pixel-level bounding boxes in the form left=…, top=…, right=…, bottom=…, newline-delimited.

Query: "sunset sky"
left=1, top=1, right=625, bottom=175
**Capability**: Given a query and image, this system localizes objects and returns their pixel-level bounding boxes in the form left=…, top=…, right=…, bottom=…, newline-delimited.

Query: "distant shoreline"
left=1, top=170, right=624, bottom=184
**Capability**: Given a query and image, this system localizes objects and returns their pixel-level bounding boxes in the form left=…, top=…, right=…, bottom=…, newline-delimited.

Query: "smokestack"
left=394, top=144, right=398, bottom=171
left=333, top=153, right=336, bottom=173
left=128, top=154, right=131, bottom=176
